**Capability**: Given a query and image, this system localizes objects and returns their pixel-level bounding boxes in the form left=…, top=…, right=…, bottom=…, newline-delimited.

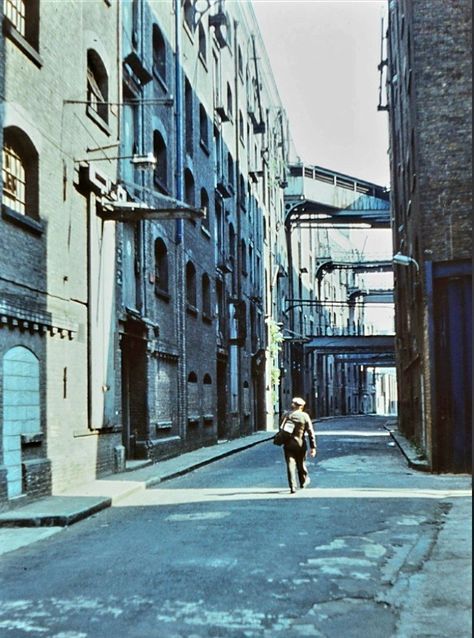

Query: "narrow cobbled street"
left=0, top=416, right=471, bottom=638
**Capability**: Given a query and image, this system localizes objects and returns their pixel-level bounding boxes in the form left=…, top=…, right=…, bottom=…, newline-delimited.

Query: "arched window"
left=87, top=49, right=109, bottom=124
left=153, top=130, right=167, bottom=193
left=185, top=77, right=193, bottom=155
left=203, top=373, right=213, bottom=416
left=238, top=46, right=244, bottom=78
left=186, top=260, right=197, bottom=308
left=187, top=371, right=198, bottom=417
left=152, top=24, right=166, bottom=82
left=198, top=22, right=206, bottom=62
left=215, top=197, right=223, bottom=251
left=241, top=239, right=247, bottom=275
left=202, top=273, right=211, bottom=318
left=2, top=127, right=39, bottom=219
left=184, top=169, right=195, bottom=207
left=154, top=238, right=169, bottom=295
left=226, top=82, right=233, bottom=119
left=229, top=224, right=236, bottom=264
left=199, top=104, right=208, bottom=149
left=239, top=111, right=244, bottom=142
left=200, top=187, right=210, bottom=232
left=239, top=173, right=246, bottom=209
left=227, top=153, right=234, bottom=189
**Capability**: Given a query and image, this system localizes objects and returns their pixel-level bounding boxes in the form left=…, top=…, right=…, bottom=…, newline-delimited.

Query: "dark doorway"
left=120, top=320, right=148, bottom=459
left=252, top=349, right=266, bottom=430
left=432, top=262, right=472, bottom=473
left=216, top=356, right=227, bottom=439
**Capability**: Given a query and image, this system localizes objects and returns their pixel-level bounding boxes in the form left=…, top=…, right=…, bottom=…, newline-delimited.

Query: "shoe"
left=301, top=476, right=311, bottom=488
left=290, top=488, right=296, bottom=494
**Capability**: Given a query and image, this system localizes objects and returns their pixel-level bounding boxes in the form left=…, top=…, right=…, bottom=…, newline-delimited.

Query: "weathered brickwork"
left=1, top=0, right=355, bottom=509
left=387, top=0, right=472, bottom=471
left=0, top=1, right=123, bottom=507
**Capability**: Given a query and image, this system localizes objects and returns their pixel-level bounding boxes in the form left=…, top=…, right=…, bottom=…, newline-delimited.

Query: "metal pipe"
left=175, top=0, right=184, bottom=244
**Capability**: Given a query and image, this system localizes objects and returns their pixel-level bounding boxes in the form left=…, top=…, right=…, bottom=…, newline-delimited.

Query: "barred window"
left=2, top=143, right=26, bottom=215
left=4, top=0, right=26, bottom=36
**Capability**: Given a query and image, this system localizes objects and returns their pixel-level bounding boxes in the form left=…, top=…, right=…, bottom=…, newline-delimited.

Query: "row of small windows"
left=2, top=125, right=246, bottom=240
left=1, top=46, right=108, bottom=217
left=154, top=239, right=212, bottom=318
left=187, top=373, right=212, bottom=385
left=185, top=261, right=212, bottom=317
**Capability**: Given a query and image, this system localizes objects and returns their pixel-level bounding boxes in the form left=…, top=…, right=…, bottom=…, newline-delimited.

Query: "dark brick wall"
left=388, top=0, right=472, bottom=463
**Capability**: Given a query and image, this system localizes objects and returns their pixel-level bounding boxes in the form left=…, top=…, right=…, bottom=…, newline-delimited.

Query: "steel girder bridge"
left=283, top=163, right=395, bottom=399
left=304, top=335, right=396, bottom=368
left=284, top=163, right=391, bottom=229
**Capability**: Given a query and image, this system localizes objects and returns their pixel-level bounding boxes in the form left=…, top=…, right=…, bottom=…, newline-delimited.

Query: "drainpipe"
left=233, top=19, right=243, bottom=429
left=175, top=0, right=184, bottom=245
left=285, top=218, right=294, bottom=398
left=174, top=0, right=186, bottom=440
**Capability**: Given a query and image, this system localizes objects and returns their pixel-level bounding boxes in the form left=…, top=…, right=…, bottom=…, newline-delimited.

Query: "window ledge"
left=86, top=105, right=112, bottom=136
left=3, top=19, right=42, bottom=68
left=202, top=313, right=213, bottom=324
left=2, top=205, right=44, bottom=235
left=153, top=175, right=169, bottom=196
left=198, top=53, right=208, bottom=71
left=200, top=140, right=210, bottom=156
left=200, top=225, right=211, bottom=239
left=21, top=433, right=43, bottom=446
left=153, top=68, right=169, bottom=93
left=155, top=287, right=171, bottom=302
left=186, top=304, right=198, bottom=317
left=183, top=22, right=194, bottom=43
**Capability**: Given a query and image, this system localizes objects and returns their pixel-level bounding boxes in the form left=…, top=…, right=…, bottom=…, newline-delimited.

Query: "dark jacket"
left=281, top=409, right=316, bottom=450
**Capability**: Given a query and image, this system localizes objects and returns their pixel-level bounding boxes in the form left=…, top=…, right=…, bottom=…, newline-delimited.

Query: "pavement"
left=0, top=431, right=274, bottom=532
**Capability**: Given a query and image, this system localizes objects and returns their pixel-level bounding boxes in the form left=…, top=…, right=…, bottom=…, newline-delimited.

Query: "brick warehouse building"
left=0, top=0, right=292, bottom=507
left=115, top=0, right=291, bottom=462
left=0, top=0, right=123, bottom=504
left=385, top=0, right=472, bottom=472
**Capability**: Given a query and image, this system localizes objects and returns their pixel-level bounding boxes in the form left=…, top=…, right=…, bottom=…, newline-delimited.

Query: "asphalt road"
left=0, top=416, right=470, bottom=637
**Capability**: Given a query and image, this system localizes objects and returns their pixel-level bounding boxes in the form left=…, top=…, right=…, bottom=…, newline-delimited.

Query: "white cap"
left=291, top=397, right=305, bottom=407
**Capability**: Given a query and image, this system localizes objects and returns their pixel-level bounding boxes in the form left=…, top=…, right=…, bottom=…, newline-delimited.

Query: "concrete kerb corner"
left=383, top=420, right=431, bottom=472
left=144, top=433, right=276, bottom=488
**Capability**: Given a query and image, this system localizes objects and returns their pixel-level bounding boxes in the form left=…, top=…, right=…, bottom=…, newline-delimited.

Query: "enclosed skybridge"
left=285, top=164, right=391, bottom=228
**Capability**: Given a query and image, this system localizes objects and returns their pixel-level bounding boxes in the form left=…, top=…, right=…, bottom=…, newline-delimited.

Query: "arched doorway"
left=3, top=346, right=40, bottom=498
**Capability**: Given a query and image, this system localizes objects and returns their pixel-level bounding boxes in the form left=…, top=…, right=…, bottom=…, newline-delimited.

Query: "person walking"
left=279, top=397, right=317, bottom=494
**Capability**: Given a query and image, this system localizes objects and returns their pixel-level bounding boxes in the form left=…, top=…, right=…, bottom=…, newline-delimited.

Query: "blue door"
left=432, top=262, right=472, bottom=472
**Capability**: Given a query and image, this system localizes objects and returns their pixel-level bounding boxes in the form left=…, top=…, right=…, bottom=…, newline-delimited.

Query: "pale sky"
left=252, top=0, right=390, bottom=188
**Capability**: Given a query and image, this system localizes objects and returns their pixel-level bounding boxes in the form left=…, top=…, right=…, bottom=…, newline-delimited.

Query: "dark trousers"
left=284, top=439, right=309, bottom=490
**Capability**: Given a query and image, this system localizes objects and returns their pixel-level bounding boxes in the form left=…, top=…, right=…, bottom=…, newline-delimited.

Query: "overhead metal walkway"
left=285, top=163, right=391, bottom=228
left=315, top=259, right=393, bottom=281
left=304, top=335, right=395, bottom=366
